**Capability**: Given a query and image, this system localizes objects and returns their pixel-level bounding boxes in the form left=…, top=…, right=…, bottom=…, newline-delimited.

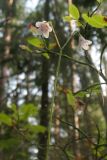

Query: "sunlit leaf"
left=48, top=43, right=56, bottom=49
left=82, top=14, right=107, bottom=28
left=69, top=4, right=80, bottom=20
left=19, top=103, right=38, bottom=120
left=66, top=90, right=76, bottom=107
left=27, top=37, right=44, bottom=48
left=0, top=113, right=12, bottom=126
left=75, top=91, right=87, bottom=98
left=88, top=85, right=101, bottom=94
left=96, top=0, right=103, bottom=3
left=42, top=53, right=50, bottom=59
left=63, top=16, right=72, bottom=22
left=8, top=104, right=17, bottom=112
left=77, top=21, right=84, bottom=27
left=19, top=44, right=32, bottom=52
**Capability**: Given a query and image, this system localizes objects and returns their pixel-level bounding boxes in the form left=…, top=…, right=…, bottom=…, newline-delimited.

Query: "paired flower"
left=79, top=35, right=92, bottom=51
left=28, top=21, right=92, bottom=50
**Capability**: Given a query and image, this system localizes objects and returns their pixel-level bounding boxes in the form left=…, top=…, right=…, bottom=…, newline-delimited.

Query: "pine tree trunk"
left=38, top=0, right=50, bottom=160
left=0, top=0, right=15, bottom=107
left=0, top=1, right=16, bottom=159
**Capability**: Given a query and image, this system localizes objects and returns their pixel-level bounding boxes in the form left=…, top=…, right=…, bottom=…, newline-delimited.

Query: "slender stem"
left=90, top=2, right=101, bottom=17
left=100, top=43, right=107, bottom=73
left=74, top=82, right=107, bottom=95
left=46, top=49, right=63, bottom=160
left=61, top=35, right=72, bottom=50
left=46, top=24, right=62, bottom=159
left=51, top=23, right=61, bottom=49
left=59, top=118, right=96, bottom=146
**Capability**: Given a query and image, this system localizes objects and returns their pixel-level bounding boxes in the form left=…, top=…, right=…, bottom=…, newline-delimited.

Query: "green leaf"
left=66, top=150, right=74, bottom=158
left=42, top=53, right=50, bottom=59
left=24, top=124, right=46, bottom=133
left=0, top=113, right=12, bottom=126
left=19, top=103, right=38, bottom=120
left=27, top=37, right=44, bottom=48
left=69, top=4, right=80, bottom=20
left=66, top=90, right=76, bottom=107
left=48, top=43, right=56, bottom=49
left=82, top=14, right=107, bottom=28
left=19, top=44, right=32, bottom=52
left=0, top=138, right=20, bottom=149
left=8, top=103, right=17, bottom=112
left=88, top=85, right=101, bottom=94
left=96, top=0, right=103, bottom=3
left=63, top=16, right=72, bottom=22
left=75, top=91, right=87, bottom=98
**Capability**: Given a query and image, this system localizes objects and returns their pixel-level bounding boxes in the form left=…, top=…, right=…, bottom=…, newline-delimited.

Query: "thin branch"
left=58, top=118, right=96, bottom=146
left=95, top=124, right=101, bottom=160
left=90, top=3, right=101, bottom=17
left=74, top=82, right=107, bottom=95
left=100, top=43, right=107, bottom=73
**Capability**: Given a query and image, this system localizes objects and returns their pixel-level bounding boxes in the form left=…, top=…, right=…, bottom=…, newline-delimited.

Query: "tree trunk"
left=38, top=0, right=50, bottom=160
left=0, top=0, right=16, bottom=107
left=0, top=1, right=16, bottom=159
left=67, top=0, right=82, bottom=159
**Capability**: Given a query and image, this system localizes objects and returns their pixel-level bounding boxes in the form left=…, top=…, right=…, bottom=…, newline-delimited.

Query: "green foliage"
left=75, top=91, right=88, bottom=98
left=66, top=150, right=74, bottom=159
left=88, top=85, right=101, bottom=94
left=24, top=124, right=46, bottom=134
left=82, top=14, right=107, bottom=28
left=27, top=37, right=44, bottom=48
left=63, top=16, right=72, bottom=22
left=0, top=138, right=20, bottom=150
left=96, top=0, right=103, bottom=3
left=42, top=53, right=50, bottom=59
left=0, top=103, right=46, bottom=152
left=48, top=42, right=56, bottom=49
left=69, top=4, right=80, bottom=20
left=1, top=0, right=107, bottom=159
left=0, top=113, right=12, bottom=126
left=18, top=103, right=38, bottom=121
left=66, top=90, right=76, bottom=107
left=19, top=44, right=32, bottom=52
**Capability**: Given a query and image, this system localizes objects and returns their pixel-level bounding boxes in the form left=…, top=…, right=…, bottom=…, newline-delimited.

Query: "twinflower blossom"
left=35, top=21, right=52, bottom=38
left=79, top=35, right=92, bottom=50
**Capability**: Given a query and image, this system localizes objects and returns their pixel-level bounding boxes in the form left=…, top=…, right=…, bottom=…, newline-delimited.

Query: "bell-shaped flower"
left=79, top=35, right=92, bottom=50
left=35, top=21, right=52, bottom=38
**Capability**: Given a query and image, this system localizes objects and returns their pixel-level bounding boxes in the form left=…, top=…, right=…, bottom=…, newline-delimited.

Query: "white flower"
left=79, top=35, right=92, bottom=50
left=35, top=21, right=52, bottom=38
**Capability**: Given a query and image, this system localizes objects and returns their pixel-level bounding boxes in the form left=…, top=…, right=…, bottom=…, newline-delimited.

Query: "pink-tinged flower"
left=35, top=21, right=52, bottom=38
left=79, top=35, right=92, bottom=50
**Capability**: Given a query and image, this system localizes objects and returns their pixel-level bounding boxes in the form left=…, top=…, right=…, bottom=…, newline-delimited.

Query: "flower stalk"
left=46, top=26, right=62, bottom=160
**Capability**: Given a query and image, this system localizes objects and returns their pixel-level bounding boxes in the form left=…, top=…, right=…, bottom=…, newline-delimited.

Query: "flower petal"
left=86, top=40, right=92, bottom=45
left=48, top=25, right=52, bottom=32
left=36, top=29, right=42, bottom=35
left=79, top=35, right=92, bottom=50
left=36, top=22, right=42, bottom=28
left=43, top=31, right=49, bottom=38
left=81, top=43, right=90, bottom=50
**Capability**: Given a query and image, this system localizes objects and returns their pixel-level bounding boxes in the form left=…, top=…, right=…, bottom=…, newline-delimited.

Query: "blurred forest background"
left=0, top=0, right=107, bottom=160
